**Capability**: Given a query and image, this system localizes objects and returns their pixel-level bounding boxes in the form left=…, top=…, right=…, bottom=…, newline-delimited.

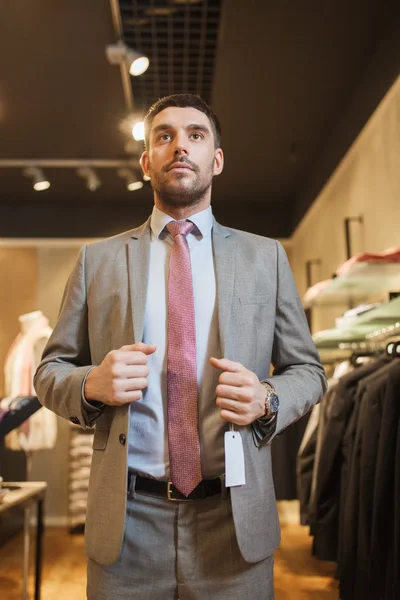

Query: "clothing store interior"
left=1, top=1, right=400, bottom=599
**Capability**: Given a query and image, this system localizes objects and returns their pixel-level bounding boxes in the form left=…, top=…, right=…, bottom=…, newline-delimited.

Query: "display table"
left=0, top=482, right=47, bottom=600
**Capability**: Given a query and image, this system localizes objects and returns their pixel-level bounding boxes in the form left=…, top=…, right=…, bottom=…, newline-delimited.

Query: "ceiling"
left=0, top=0, right=399, bottom=239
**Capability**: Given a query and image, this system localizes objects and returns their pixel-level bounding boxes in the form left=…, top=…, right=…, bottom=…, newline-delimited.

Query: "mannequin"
left=2, top=311, right=57, bottom=455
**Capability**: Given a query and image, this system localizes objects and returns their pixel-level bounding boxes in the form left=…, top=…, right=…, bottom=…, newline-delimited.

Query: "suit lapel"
left=127, top=218, right=151, bottom=344
left=212, top=219, right=236, bottom=360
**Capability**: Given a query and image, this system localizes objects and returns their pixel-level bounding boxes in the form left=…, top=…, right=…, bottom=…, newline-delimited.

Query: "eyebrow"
left=151, top=123, right=211, bottom=137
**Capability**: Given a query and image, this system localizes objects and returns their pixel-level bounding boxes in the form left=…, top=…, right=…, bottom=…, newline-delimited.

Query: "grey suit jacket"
left=34, top=217, right=327, bottom=566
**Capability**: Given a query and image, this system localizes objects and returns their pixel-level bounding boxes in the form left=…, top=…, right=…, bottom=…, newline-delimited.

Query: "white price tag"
left=224, top=430, right=246, bottom=487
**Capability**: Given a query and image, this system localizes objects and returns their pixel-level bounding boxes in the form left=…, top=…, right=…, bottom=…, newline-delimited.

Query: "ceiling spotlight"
left=23, top=166, right=50, bottom=191
left=127, top=180, right=144, bottom=191
left=132, top=121, right=145, bottom=141
left=146, top=7, right=176, bottom=16
left=105, top=41, right=149, bottom=76
left=128, top=52, right=149, bottom=76
left=143, top=174, right=151, bottom=181
left=117, top=168, right=144, bottom=192
left=77, top=167, right=101, bottom=191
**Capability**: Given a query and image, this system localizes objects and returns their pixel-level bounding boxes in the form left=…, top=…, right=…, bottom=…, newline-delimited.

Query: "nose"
left=174, top=146, right=188, bottom=157
left=173, top=134, right=188, bottom=156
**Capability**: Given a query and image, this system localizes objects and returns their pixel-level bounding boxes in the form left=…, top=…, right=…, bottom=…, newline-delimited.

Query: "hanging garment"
left=271, top=412, right=310, bottom=500
left=339, top=363, right=392, bottom=599
left=298, top=361, right=353, bottom=526
left=354, top=376, right=386, bottom=599
left=367, top=361, right=400, bottom=600
left=3, top=314, right=57, bottom=451
left=310, top=357, right=389, bottom=561
left=297, top=402, right=320, bottom=525
left=299, top=354, right=400, bottom=600
left=393, top=419, right=400, bottom=599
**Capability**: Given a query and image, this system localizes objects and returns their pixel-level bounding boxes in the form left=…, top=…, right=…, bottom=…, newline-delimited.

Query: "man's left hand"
left=209, top=357, right=266, bottom=426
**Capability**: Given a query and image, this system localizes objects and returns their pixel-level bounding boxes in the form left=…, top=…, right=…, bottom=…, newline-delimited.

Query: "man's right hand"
left=84, top=343, right=156, bottom=406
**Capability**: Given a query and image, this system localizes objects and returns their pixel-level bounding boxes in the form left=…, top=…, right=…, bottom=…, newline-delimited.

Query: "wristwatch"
left=261, top=382, right=279, bottom=418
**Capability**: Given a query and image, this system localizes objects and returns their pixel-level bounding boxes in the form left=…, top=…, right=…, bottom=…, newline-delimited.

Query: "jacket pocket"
left=239, top=293, right=269, bottom=306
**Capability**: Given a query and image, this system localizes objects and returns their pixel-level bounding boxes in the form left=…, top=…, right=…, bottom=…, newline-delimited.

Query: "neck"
left=154, top=196, right=211, bottom=221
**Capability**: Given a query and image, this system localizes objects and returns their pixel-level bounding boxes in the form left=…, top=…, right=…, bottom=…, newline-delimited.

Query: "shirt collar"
left=150, top=205, right=213, bottom=239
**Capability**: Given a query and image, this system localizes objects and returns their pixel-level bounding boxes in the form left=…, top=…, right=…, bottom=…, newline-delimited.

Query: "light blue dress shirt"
left=128, top=205, right=225, bottom=479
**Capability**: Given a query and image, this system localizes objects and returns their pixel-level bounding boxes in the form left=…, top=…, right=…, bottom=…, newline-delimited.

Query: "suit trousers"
left=87, top=474, right=275, bottom=600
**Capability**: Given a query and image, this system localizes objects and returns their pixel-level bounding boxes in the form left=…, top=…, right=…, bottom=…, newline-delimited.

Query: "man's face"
left=140, top=106, right=223, bottom=211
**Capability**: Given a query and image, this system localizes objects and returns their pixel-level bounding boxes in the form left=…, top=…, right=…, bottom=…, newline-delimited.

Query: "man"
left=34, top=93, right=327, bottom=599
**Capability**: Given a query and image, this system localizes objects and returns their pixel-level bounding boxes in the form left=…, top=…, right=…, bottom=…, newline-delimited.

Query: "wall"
left=290, top=76, right=400, bottom=333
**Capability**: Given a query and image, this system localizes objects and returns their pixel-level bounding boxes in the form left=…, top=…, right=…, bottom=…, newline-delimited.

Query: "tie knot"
left=167, top=220, right=195, bottom=238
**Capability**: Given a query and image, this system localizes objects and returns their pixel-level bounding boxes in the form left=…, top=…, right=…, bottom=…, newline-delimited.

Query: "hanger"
left=386, top=340, right=400, bottom=359
left=349, top=350, right=381, bottom=367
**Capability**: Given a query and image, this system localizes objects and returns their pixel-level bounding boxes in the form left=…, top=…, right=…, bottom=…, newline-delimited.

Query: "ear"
left=213, top=148, right=224, bottom=176
left=140, top=151, right=150, bottom=176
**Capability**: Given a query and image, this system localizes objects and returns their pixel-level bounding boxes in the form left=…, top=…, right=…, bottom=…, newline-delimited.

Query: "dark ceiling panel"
left=292, top=6, right=400, bottom=227
left=119, top=0, right=222, bottom=112
left=0, top=0, right=128, bottom=160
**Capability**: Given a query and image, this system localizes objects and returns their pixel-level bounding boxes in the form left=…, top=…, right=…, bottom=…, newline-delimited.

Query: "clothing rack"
left=318, top=319, right=400, bottom=365
left=299, top=330, right=400, bottom=599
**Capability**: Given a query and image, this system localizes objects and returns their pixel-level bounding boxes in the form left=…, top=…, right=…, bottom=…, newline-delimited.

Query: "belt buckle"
left=167, top=481, right=191, bottom=501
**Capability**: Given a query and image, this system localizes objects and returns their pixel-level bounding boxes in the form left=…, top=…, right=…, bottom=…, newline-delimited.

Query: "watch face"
left=269, top=393, right=279, bottom=413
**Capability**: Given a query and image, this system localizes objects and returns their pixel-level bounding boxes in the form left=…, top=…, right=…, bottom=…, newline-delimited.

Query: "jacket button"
left=119, top=433, right=126, bottom=445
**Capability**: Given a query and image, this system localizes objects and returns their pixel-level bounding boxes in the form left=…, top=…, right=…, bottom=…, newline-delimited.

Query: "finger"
left=111, top=364, right=150, bottom=379
left=122, top=377, right=148, bottom=393
left=219, top=408, right=248, bottom=426
left=111, top=390, right=143, bottom=405
left=216, top=384, right=252, bottom=403
left=209, top=357, right=246, bottom=373
left=118, top=351, right=152, bottom=366
left=216, top=397, right=247, bottom=414
left=120, top=343, right=157, bottom=355
left=111, top=377, right=147, bottom=397
left=218, top=371, right=255, bottom=387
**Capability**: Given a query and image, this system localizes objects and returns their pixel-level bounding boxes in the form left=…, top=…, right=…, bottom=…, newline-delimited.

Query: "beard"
left=148, top=156, right=215, bottom=210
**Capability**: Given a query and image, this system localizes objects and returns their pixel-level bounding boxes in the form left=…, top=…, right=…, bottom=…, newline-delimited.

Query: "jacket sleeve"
left=252, top=241, right=327, bottom=445
left=33, top=245, right=103, bottom=429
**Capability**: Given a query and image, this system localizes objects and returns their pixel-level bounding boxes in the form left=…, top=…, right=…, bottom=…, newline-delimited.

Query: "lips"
left=168, top=163, right=193, bottom=171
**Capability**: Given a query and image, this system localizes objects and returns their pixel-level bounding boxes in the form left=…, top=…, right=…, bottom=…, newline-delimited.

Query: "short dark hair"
left=143, top=93, right=221, bottom=148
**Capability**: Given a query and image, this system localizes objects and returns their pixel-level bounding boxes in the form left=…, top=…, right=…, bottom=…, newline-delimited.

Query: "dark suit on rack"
left=311, top=358, right=388, bottom=562
left=394, top=419, right=400, bottom=599
left=354, top=370, right=388, bottom=599
left=339, top=363, right=391, bottom=600
left=368, top=361, right=400, bottom=600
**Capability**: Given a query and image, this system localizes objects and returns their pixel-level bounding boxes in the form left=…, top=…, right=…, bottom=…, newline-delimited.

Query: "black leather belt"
left=129, top=471, right=222, bottom=501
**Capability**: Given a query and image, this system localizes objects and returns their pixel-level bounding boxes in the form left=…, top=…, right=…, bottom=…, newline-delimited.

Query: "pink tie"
left=166, top=220, right=202, bottom=496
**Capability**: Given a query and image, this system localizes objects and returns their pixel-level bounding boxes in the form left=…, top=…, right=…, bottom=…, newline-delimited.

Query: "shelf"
left=304, top=262, right=400, bottom=308
left=314, top=323, right=382, bottom=348
left=313, top=296, right=400, bottom=350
